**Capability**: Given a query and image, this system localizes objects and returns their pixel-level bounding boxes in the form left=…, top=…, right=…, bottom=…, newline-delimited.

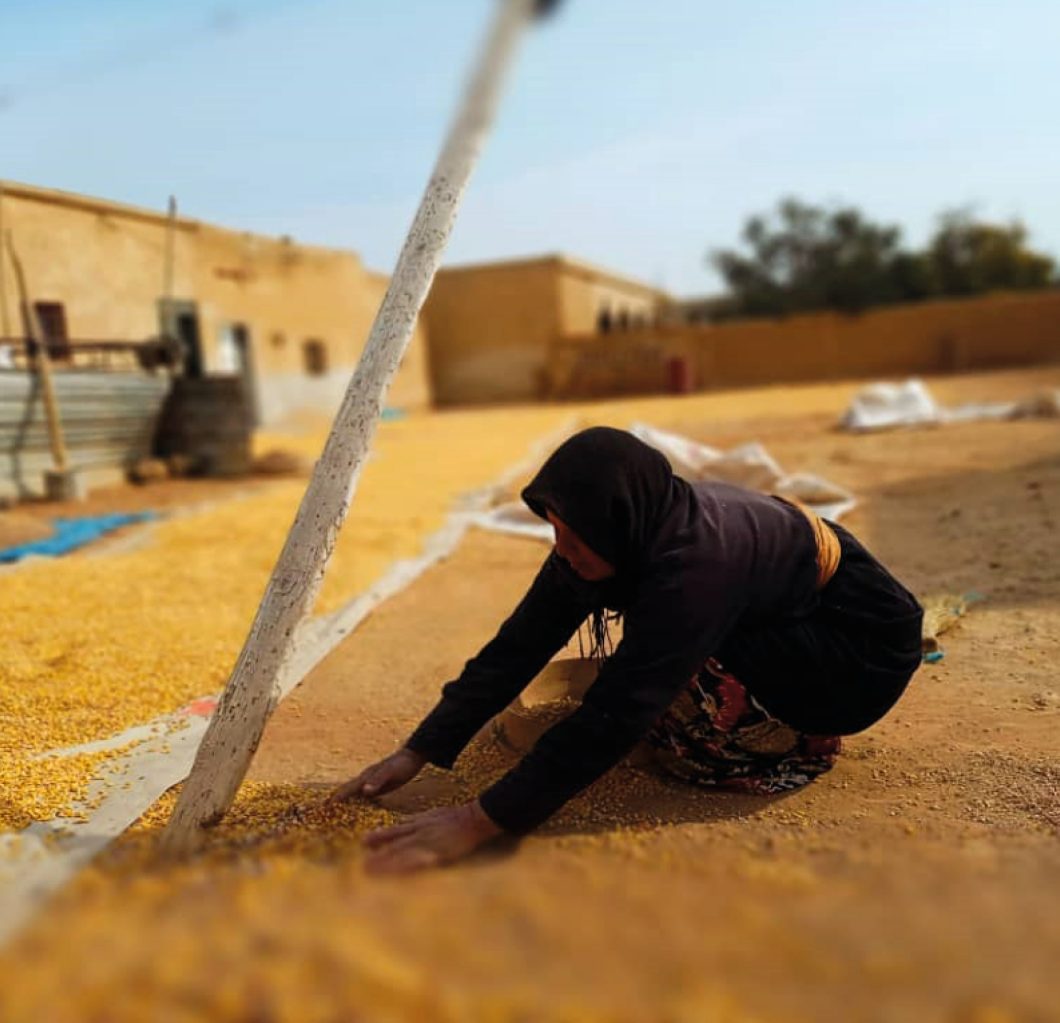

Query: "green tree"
left=711, top=198, right=913, bottom=316
left=928, top=209, right=1056, bottom=295
left=710, top=199, right=1057, bottom=320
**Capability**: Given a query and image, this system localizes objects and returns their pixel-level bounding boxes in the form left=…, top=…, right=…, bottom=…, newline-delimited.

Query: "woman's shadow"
left=539, top=761, right=801, bottom=840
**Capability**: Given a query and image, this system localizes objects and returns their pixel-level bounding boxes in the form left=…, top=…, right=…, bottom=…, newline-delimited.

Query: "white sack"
left=841, top=378, right=1060, bottom=432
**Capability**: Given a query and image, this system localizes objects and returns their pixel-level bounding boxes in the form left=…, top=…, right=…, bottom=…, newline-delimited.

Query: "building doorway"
left=158, top=298, right=204, bottom=378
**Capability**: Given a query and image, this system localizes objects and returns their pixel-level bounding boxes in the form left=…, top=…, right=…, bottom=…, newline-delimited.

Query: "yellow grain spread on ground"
left=0, top=407, right=570, bottom=831
left=0, top=380, right=865, bottom=832
left=3, top=368, right=1058, bottom=1021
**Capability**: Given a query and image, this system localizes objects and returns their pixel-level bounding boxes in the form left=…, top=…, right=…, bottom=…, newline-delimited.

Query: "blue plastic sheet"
left=0, top=512, right=157, bottom=564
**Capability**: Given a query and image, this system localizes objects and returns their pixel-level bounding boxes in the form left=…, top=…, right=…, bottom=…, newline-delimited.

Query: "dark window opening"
left=175, top=312, right=204, bottom=378
left=596, top=308, right=612, bottom=334
left=33, top=301, right=70, bottom=359
left=617, top=309, right=630, bottom=331
left=303, top=338, right=328, bottom=377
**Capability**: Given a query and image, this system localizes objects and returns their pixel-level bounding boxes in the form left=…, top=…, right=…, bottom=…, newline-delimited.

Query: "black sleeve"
left=478, top=568, right=741, bottom=835
left=405, top=551, right=596, bottom=769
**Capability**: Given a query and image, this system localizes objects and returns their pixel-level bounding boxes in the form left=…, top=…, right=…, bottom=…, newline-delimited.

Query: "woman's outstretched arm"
left=403, top=550, right=596, bottom=767
left=331, top=551, right=595, bottom=807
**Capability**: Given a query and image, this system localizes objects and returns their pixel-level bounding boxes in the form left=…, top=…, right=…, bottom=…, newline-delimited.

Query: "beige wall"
left=549, top=291, right=1060, bottom=399
left=0, top=182, right=431, bottom=423
left=423, top=260, right=561, bottom=405
left=0, top=186, right=196, bottom=341
left=423, top=255, right=667, bottom=405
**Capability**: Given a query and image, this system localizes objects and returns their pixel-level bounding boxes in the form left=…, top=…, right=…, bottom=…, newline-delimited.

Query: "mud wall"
left=550, top=291, right=1060, bottom=399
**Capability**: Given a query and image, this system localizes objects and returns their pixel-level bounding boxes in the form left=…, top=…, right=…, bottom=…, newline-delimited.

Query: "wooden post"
left=162, top=0, right=544, bottom=853
left=5, top=231, right=68, bottom=472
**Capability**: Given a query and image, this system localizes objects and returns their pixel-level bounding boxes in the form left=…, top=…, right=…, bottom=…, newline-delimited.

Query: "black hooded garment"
left=406, top=427, right=923, bottom=835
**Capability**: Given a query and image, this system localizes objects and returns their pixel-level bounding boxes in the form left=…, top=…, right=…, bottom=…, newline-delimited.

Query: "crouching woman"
left=333, top=427, right=923, bottom=873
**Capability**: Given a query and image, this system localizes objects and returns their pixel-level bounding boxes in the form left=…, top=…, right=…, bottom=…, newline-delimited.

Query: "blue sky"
left=2, top=0, right=1058, bottom=295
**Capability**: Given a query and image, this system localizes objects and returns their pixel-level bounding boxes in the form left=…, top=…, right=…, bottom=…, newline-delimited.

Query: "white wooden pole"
left=163, top=0, right=542, bottom=853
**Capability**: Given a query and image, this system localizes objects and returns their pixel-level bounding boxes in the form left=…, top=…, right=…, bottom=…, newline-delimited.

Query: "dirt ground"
left=1, top=367, right=1058, bottom=1022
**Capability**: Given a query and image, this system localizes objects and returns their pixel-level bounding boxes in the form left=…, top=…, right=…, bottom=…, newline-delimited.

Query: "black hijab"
left=521, top=426, right=677, bottom=575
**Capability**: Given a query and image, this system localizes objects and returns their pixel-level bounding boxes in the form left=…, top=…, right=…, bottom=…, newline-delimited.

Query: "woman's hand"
left=362, top=801, right=503, bottom=875
left=329, top=747, right=427, bottom=803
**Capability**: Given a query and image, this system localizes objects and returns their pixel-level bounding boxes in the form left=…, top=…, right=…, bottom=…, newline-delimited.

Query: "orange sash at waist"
left=776, top=496, right=842, bottom=590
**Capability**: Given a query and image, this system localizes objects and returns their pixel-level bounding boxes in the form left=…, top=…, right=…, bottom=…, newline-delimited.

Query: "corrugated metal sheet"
left=0, top=369, right=170, bottom=499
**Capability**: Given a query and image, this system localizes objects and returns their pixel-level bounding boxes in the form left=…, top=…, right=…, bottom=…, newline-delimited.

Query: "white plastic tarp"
left=469, top=423, right=857, bottom=543
left=630, top=423, right=857, bottom=522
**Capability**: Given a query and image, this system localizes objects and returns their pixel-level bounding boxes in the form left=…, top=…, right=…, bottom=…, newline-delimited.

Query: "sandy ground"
left=1, top=367, right=1058, bottom=1021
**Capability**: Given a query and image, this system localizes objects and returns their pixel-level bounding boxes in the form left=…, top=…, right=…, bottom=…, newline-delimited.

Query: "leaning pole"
left=163, top=0, right=561, bottom=854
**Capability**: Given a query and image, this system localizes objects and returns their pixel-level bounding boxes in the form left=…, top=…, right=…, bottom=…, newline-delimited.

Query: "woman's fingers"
left=361, top=763, right=398, bottom=796
left=366, top=843, right=440, bottom=876
left=329, top=750, right=426, bottom=804
left=364, top=827, right=445, bottom=873
left=363, top=818, right=424, bottom=849
left=358, top=767, right=386, bottom=796
left=329, top=760, right=398, bottom=804
left=327, top=772, right=369, bottom=805
left=363, top=808, right=446, bottom=846
left=359, top=803, right=497, bottom=876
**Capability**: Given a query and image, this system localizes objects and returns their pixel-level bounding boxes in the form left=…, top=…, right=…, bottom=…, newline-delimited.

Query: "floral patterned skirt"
left=644, top=658, right=842, bottom=794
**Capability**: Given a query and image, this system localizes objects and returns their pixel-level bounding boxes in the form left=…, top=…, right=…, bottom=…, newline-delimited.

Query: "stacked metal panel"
left=0, top=369, right=169, bottom=500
